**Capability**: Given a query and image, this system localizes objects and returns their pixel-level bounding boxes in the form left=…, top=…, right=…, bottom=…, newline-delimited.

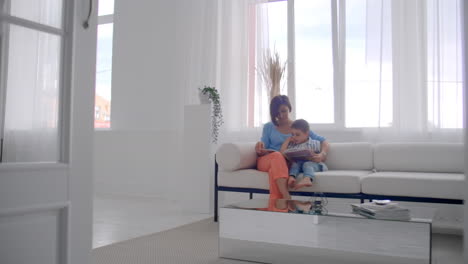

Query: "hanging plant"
left=199, top=86, right=223, bottom=144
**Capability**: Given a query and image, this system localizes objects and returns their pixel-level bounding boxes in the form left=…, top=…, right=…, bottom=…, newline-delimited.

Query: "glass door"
left=0, top=0, right=65, bottom=163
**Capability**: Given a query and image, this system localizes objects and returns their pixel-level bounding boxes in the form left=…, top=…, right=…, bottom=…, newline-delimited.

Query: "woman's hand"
left=279, top=137, right=292, bottom=154
left=255, top=141, right=267, bottom=156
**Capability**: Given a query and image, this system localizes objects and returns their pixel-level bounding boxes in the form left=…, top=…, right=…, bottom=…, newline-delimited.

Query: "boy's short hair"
left=291, top=119, right=309, bottom=134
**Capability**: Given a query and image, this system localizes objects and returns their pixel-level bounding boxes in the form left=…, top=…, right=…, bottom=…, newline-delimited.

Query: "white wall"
left=94, top=0, right=182, bottom=199
left=94, top=130, right=178, bottom=198
left=111, top=0, right=179, bottom=131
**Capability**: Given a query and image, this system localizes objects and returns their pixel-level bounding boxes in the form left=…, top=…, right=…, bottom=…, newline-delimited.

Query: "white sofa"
left=214, top=142, right=465, bottom=220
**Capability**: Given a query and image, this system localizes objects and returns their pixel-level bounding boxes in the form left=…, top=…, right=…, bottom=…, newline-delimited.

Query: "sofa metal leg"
left=214, top=189, right=218, bottom=222
left=214, top=157, right=219, bottom=222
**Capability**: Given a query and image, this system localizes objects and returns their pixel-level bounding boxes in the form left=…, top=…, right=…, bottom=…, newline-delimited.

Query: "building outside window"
left=95, top=0, right=114, bottom=129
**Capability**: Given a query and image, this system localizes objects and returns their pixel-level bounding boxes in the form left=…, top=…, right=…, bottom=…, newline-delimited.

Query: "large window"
left=344, top=0, right=393, bottom=128
left=94, top=0, right=114, bottom=129
left=295, top=0, right=334, bottom=124
left=250, top=0, right=463, bottom=131
left=0, top=0, right=66, bottom=162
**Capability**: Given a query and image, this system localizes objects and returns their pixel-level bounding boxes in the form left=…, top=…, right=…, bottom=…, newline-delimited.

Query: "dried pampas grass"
left=258, top=48, right=287, bottom=102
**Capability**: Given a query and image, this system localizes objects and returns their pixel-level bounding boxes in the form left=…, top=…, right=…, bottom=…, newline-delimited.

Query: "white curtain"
left=211, top=0, right=268, bottom=144
left=3, top=25, right=60, bottom=162
left=177, top=0, right=218, bottom=106
left=359, top=0, right=463, bottom=142
left=253, top=1, right=271, bottom=128
left=426, top=0, right=463, bottom=130
left=216, top=0, right=272, bottom=143
left=180, top=0, right=463, bottom=144
left=178, top=0, right=270, bottom=143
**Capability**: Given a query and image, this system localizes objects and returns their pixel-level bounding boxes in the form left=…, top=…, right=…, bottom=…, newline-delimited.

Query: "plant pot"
left=199, top=91, right=211, bottom=104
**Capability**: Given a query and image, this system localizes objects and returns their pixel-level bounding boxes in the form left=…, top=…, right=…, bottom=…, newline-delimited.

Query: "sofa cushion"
left=218, top=169, right=369, bottom=194
left=216, top=142, right=257, bottom=171
left=326, top=142, right=373, bottom=170
left=218, top=169, right=270, bottom=189
left=373, top=143, right=464, bottom=173
left=361, top=172, right=465, bottom=200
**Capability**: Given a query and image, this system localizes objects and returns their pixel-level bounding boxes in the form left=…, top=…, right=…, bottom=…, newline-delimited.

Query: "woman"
left=255, top=95, right=330, bottom=199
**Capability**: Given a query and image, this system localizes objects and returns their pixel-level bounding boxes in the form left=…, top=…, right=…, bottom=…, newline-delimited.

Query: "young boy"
left=280, top=119, right=328, bottom=190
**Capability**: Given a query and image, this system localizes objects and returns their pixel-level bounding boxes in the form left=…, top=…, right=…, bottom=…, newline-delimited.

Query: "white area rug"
left=92, top=218, right=246, bottom=264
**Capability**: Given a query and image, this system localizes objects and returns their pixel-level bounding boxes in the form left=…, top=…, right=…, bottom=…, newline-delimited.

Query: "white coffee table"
left=219, top=198, right=435, bottom=264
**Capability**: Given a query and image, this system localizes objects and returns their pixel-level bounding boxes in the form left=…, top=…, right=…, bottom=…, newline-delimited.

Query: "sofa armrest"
left=216, top=142, right=257, bottom=171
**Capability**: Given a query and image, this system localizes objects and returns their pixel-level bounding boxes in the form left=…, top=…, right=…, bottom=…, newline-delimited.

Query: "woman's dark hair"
left=291, top=119, right=310, bottom=134
left=270, top=95, right=292, bottom=126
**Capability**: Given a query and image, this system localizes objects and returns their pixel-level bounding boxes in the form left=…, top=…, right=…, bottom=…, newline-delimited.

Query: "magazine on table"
left=350, top=201, right=410, bottom=221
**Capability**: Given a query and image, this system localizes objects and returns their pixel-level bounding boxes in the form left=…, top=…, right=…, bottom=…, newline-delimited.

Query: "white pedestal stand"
left=182, top=104, right=213, bottom=213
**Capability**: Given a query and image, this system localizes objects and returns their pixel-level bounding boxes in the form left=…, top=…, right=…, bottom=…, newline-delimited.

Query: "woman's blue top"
left=260, top=122, right=326, bottom=151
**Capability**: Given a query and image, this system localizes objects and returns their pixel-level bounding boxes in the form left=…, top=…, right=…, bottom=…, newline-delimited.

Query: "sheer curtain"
left=216, top=0, right=250, bottom=133
left=177, top=0, right=269, bottom=144
left=357, top=0, right=424, bottom=141
left=427, top=0, right=463, bottom=130
left=181, top=0, right=463, bottom=144
left=216, top=0, right=269, bottom=143
left=354, top=0, right=463, bottom=142
left=177, top=0, right=218, bottom=106
left=3, top=25, right=60, bottom=162
left=345, top=0, right=393, bottom=129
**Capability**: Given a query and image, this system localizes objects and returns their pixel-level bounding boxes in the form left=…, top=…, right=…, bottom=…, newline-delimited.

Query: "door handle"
left=83, top=0, right=93, bottom=29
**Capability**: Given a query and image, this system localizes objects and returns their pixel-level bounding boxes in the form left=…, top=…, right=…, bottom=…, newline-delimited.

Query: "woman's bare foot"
left=276, top=178, right=291, bottom=200
left=287, top=176, right=296, bottom=188
left=295, top=201, right=312, bottom=212
left=294, top=177, right=313, bottom=190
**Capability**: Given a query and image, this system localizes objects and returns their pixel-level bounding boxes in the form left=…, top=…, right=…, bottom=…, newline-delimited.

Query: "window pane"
left=427, top=0, right=463, bottom=129
left=98, top=0, right=115, bottom=16
left=252, top=1, right=288, bottom=127
left=345, top=0, right=392, bottom=128
left=3, top=25, right=61, bottom=162
left=267, top=1, right=288, bottom=72
left=95, top=23, right=113, bottom=129
left=295, top=0, right=334, bottom=123
left=10, top=0, right=63, bottom=28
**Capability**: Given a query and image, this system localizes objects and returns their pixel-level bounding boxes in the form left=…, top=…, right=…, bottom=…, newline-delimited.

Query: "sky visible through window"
left=96, top=24, right=113, bottom=103
left=95, top=0, right=114, bottom=129
left=265, top=0, right=462, bottom=129
left=294, top=0, right=335, bottom=124
left=98, top=0, right=114, bottom=16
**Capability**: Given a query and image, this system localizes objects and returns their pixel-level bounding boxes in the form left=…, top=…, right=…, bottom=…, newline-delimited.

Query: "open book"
left=283, top=149, right=316, bottom=161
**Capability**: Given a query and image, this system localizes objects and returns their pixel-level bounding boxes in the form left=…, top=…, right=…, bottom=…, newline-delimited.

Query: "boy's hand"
left=309, top=153, right=325, bottom=162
